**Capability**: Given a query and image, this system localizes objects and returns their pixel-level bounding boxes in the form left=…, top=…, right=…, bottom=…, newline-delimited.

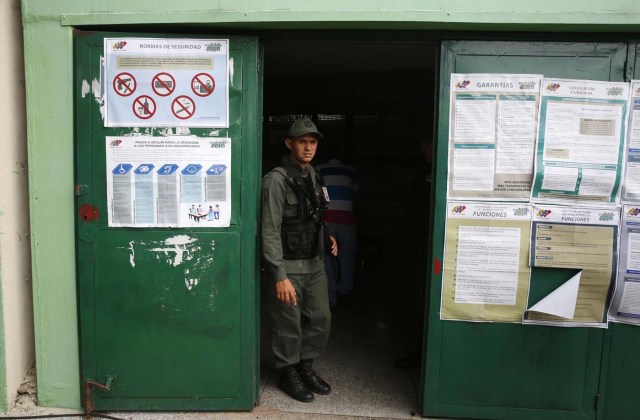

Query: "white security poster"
left=609, top=205, right=640, bottom=325
left=448, top=74, right=542, bottom=201
left=441, top=202, right=532, bottom=323
left=104, top=38, right=229, bottom=127
left=106, top=136, right=231, bottom=227
left=622, top=81, right=640, bottom=202
left=526, top=205, right=619, bottom=327
left=531, top=79, right=629, bottom=205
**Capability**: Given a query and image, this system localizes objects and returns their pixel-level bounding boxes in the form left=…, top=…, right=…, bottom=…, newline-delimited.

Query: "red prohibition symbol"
left=113, top=72, right=137, bottom=97
left=191, top=73, right=215, bottom=97
left=151, top=72, right=176, bottom=96
left=172, top=95, right=196, bottom=120
left=132, top=95, right=156, bottom=120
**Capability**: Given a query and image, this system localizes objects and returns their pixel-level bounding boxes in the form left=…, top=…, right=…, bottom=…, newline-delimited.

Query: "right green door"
left=423, top=41, right=629, bottom=420
left=600, top=42, right=640, bottom=420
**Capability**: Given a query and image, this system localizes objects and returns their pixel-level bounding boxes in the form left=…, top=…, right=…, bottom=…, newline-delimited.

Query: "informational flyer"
left=531, top=79, right=629, bottom=205
left=441, top=202, right=532, bottom=322
left=526, top=205, right=619, bottom=327
left=448, top=74, right=542, bottom=201
left=106, top=136, right=231, bottom=227
left=105, top=38, right=229, bottom=127
left=609, top=205, right=640, bottom=325
left=622, top=81, right=640, bottom=203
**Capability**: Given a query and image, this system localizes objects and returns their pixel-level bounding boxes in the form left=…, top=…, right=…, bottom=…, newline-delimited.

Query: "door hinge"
left=84, top=376, right=114, bottom=415
left=594, top=393, right=601, bottom=412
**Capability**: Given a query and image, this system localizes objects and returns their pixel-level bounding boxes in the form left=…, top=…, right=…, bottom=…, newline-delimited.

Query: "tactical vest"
left=273, top=164, right=329, bottom=260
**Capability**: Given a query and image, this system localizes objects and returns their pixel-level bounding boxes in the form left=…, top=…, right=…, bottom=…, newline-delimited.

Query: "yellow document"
left=441, top=202, right=532, bottom=322
left=526, top=206, right=619, bottom=327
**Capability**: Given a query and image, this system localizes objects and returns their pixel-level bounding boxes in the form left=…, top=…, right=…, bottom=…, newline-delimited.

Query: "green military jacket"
left=261, top=158, right=324, bottom=282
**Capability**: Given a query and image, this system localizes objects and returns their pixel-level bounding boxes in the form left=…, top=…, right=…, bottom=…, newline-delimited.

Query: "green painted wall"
left=20, top=0, right=640, bottom=409
left=20, top=0, right=640, bottom=30
left=21, top=19, right=77, bottom=408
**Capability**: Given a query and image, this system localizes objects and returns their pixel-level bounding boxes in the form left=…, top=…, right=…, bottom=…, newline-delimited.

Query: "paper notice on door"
left=447, top=74, right=542, bottom=201
left=609, top=205, right=640, bottom=325
left=106, top=135, right=232, bottom=228
left=441, top=202, right=532, bottom=323
left=531, top=78, right=629, bottom=205
left=104, top=37, right=229, bottom=127
left=622, top=82, right=640, bottom=203
left=525, top=271, right=582, bottom=320
left=527, top=205, right=619, bottom=327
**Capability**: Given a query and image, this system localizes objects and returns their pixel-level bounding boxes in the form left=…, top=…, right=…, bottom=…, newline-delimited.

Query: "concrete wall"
left=20, top=0, right=640, bottom=409
left=0, top=0, right=35, bottom=412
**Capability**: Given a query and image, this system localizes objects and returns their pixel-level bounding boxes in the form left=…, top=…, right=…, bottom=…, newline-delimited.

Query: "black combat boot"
left=279, top=365, right=314, bottom=402
left=296, top=359, right=331, bottom=395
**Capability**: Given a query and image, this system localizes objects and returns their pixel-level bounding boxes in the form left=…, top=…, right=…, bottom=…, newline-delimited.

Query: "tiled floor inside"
left=259, top=265, right=426, bottom=419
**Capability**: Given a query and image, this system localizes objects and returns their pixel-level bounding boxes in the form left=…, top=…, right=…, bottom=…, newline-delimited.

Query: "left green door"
left=74, top=32, right=262, bottom=410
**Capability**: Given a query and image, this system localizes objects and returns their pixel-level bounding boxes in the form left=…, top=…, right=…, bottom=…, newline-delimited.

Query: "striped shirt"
left=316, top=159, right=358, bottom=225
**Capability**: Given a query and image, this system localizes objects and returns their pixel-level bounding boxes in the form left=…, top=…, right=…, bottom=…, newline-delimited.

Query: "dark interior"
left=262, top=38, right=437, bottom=274
left=259, top=37, right=438, bottom=413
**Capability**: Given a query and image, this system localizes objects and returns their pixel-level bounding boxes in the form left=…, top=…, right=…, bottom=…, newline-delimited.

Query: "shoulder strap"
left=314, top=171, right=324, bottom=187
left=272, top=167, right=289, bottom=178
left=273, top=166, right=320, bottom=203
left=272, top=166, right=298, bottom=190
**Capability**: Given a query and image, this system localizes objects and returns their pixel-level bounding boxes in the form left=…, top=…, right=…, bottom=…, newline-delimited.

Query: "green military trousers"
left=267, top=263, right=332, bottom=369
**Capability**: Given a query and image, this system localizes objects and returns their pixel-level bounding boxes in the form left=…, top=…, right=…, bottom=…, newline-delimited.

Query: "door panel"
left=602, top=324, right=640, bottom=420
left=423, top=41, right=628, bottom=420
left=93, top=232, right=241, bottom=398
left=75, top=32, right=261, bottom=410
left=600, top=41, right=639, bottom=420
left=439, top=324, right=589, bottom=410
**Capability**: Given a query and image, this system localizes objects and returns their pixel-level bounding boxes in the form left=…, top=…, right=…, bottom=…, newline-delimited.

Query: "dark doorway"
left=259, top=36, right=438, bottom=418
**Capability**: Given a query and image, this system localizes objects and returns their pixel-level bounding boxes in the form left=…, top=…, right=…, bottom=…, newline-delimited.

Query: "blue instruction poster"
left=106, top=136, right=231, bottom=227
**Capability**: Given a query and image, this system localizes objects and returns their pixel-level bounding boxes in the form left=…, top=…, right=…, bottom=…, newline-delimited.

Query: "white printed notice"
left=455, top=226, right=521, bottom=304
left=105, top=38, right=229, bottom=127
left=448, top=74, right=542, bottom=201
left=526, top=205, right=619, bottom=327
left=609, top=205, right=640, bottom=325
left=622, top=81, right=640, bottom=202
left=106, top=136, right=231, bottom=227
left=531, top=79, right=629, bottom=205
left=441, top=202, right=532, bottom=322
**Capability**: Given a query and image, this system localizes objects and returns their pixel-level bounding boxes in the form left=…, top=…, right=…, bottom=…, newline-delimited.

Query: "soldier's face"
left=286, top=134, right=318, bottom=166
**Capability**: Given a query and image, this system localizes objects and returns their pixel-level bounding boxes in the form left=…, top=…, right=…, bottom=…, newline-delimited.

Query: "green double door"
left=74, top=32, right=261, bottom=410
left=423, top=41, right=637, bottom=420
left=75, top=31, right=640, bottom=417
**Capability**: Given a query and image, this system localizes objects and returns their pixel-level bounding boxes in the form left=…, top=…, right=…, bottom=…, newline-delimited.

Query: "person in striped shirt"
left=316, top=156, right=358, bottom=307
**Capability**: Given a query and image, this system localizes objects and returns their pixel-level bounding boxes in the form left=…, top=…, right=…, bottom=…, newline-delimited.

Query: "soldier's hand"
left=276, top=279, right=297, bottom=306
left=329, top=235, right=338, bottom=256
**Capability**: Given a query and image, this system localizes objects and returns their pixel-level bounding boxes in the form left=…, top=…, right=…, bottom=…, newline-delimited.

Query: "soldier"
left=261, top=118, right=338, bottom=402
